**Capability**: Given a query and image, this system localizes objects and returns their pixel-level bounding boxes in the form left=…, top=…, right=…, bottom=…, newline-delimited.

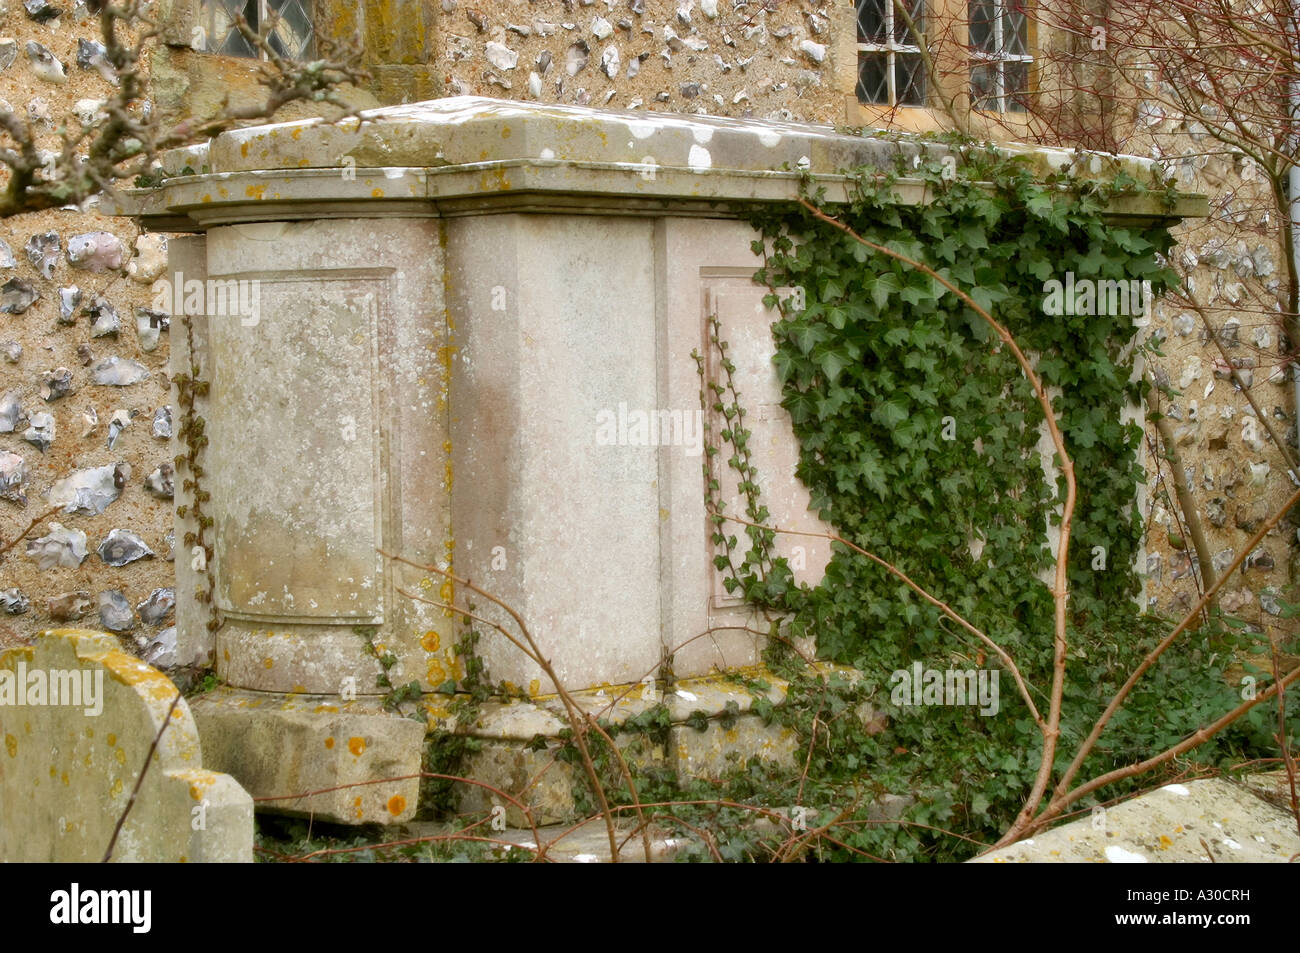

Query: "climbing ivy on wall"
left=744, top=147, right=1180, bottom=668
left=679, top=147, right=1288, bottom=857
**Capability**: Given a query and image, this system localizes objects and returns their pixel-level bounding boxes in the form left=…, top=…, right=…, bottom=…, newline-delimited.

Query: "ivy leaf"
left=865, top=272, right=902, bottom=309
left=817, top=347, right=853, bottom=384
left=871, top=397, right=909, bottom=431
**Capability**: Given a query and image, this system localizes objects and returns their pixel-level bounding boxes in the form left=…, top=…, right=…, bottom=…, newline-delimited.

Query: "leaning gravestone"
left=0, top=628, right=252, bottom=862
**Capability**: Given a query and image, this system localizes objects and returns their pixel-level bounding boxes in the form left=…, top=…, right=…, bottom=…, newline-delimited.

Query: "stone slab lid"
left=203, top=96, right=914, bottom=177
left=126, top=96, right=1206, bottom=228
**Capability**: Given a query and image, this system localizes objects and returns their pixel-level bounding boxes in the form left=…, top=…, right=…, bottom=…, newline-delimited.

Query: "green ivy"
left=742, top=148, right=1181, bottom=662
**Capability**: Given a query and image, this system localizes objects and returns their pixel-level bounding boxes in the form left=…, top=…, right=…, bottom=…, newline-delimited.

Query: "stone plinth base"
left=191, top=664, right=880, bottom=829
left=190, top=687, right=425, bottom=825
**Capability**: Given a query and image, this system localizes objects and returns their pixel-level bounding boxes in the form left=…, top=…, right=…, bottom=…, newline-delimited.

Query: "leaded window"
left=855, top=0, right=927, bottom=107
left=969, top=0, right=1031, bottom=112
left=198, top=0, right=315, bottom=60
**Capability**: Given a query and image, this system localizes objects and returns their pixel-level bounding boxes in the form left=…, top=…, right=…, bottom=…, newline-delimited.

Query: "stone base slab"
left=190, top=686, right=424, bottom=825
left=190, top=665, right=876, bottom=829
left=434, top=664, right=878, bottom=827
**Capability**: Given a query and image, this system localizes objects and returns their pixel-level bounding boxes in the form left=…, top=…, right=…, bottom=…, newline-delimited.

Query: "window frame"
left=968, top=0, right=1034, bottom=115
left=199, top=0, right=316, bottom=61
left=855, top=0, right=928, bottom=108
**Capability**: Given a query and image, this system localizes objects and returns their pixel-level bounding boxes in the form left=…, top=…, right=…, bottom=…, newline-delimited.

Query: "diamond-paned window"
left=969, top=0, right=1031, bottom=112
left=201, top=0, right=315, bottom=60
left=855, top=0, right=927, bottom=107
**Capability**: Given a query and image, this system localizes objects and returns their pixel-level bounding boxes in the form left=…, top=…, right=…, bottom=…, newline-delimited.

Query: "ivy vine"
left=172, top=313, right=220, bottom=641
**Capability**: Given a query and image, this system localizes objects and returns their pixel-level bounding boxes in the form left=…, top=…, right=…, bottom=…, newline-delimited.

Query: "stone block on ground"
left=455, top=740, right=577, bottom=827
left=190, top=685, right=424, bottom=825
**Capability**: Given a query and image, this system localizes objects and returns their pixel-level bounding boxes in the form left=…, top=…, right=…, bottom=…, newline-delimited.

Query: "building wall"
left=1, top=3, right=176, bottom=655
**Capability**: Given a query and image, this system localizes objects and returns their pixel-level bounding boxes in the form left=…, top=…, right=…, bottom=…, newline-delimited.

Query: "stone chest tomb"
left=125, top=97, right=1199, bottom=824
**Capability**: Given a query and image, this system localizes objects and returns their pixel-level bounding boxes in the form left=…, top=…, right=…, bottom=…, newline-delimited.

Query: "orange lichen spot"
left=85, top=727, right=94, bottom=738
left=501, top=126, right=511, bottom=139
left=110, top=777, right=123, bottom=798
left=107, top=733, right=117, bottom=746
left=115, top=749, right=127, bottom=765
left=528, top=679, right=540, bottom=697
left=292, top=128, right=302, bottom=140
left=298, top=159, right=310, bottom=167
left=427, top=659, right=446, bottom=684
left=348, top=737, right=366, bottom=756
left=387, top=795, right=406, bottom=815
left=219, top=187, right=229, bottom=198
left=201, top=194, right=213, bottom=203
left=421, top=630, right=440, bottom=652
left=4, top=734, right=16, bottom=758
left=263, top=658, right=274, bottom=669
left=313, top=704, right=339, bottom=714
left=324, top=736, right=335, bottom=749
left=354, top=796, right=363, bottom=819
left=49, top=765, right=57, bottom=778
left=61, top=772, right=69, bottom=786
left=1159, top=835, right=1173, bottom=849
left=245, top=184, right=267, bottom=200
left=292, top=685, right=307, bottom=694
left=241, top=142, right=249, bottom=157
left=223, top=649, right=231, bottom=661
left=371, top=188, right=384, bottom=198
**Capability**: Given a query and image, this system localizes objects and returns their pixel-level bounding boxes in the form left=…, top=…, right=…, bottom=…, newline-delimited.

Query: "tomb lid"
left=124, top=96, right=1207, bottom=229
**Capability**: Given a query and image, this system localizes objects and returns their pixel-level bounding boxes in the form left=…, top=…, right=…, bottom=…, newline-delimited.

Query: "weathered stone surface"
left=25, top=41, right=65, bottom=83
left=0, top=629, right=253, bottom=862
left=456, top=740, right=578, bottom=827
left=66, top=231, right=124, bottom=272
left=47, top=590, right=93, bottom=622
left=191, top=686, right=424, bottom=824
left=127, top=233, right=167, bottom=283
left=671, top=714, right=799, bottom=779
left=47, top=462, right=127, bottom=515
left=0, top=391, right=20, bottom=432
left=21, top=411, right=53, bottom=450
left=97, top=529, right=155, bottom=567
left=26, top=522, right=88, bottom=568
left=97, top=590, right=135, bottom=632
left=91, top=356, right=150, bottom=386
left=24, top=231, right=59, bottom=279
left=971, top=779, right=1300, bottom=863
left=0, top=450, right=25, bottom=503
left=0, top=277, right=39, bottom=313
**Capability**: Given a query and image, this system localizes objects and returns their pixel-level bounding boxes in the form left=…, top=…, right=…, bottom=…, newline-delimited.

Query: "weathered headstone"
left=0, top=628, right=252, bottom=862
